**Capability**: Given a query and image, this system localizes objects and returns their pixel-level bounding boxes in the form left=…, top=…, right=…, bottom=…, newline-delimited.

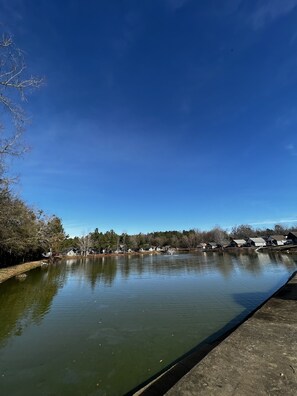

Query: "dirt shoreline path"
left=0, top=260, right=44, bottom=283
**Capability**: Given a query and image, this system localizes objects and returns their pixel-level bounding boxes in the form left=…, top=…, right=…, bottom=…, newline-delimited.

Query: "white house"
left=229, top=239, right=247, bottom=247
left=248, top=237, right=266, bottom=247
left=267, top=235, right=286, bottom=246
left=66, top=249, right=77, bottom=256
left=206, top=242, right=218, bottom=249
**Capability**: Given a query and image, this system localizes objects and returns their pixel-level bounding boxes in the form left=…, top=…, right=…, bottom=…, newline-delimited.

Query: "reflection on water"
left=62, top=253, right=297, bottom=285
left=0, top=252, right=296, bottom=396
left=0, top=265, right=66, bottom=347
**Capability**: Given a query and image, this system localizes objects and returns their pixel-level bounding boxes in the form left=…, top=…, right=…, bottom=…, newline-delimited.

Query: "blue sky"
left=1, top=0, right=297, bottom=236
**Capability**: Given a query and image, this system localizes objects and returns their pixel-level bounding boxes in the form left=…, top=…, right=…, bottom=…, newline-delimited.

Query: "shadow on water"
left=274, top=279, right=297, bottom=301
left=126, top=271, right=297, bottom=396
left=232, top=290, right=278, bottom=311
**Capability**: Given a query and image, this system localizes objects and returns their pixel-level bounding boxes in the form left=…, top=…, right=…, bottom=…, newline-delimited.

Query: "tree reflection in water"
left=0, top=265, right=66, bottom=346
left=0, top=252, right=296, bottom=396
left=0, top=252, right=296, bottom=348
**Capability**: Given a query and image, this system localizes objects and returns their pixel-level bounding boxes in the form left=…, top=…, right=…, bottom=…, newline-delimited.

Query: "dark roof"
left=270, top=235, right=286, bottom=241
left=287, top=231, right=297, bottom=238
left=232, top=239, right=247, bottom=245
left=249, top=237, right=266, bottom=243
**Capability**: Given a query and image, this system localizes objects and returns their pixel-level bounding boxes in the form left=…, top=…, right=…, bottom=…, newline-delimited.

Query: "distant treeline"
left=1, top=199, right=296, bottom=266
left=63, top=224, right=297, bottom=253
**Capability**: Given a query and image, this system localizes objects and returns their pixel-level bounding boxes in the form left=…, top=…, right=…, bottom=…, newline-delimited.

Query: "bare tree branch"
left=0, top=32, right=43, bottom=184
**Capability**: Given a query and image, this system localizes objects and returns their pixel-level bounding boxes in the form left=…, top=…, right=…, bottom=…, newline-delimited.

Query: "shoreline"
left=0, top=260, right=45, bottom=284
left=64, top=250, right=160, bottom=259
left=0, top=251, right=161, bottom=284
left=0, top=248, right=296, bottom=284
left=64, top=245, right=297, bottom=260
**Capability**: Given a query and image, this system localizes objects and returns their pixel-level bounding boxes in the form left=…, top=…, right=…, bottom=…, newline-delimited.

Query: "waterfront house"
left=119, top=244, right=126, bottom=252
left=267, top=235, right=287, bottom=246
left=66, top=248, right=77, bottom=256
left=222, top=240, right=231, bottom=248
left=206, top=242, right=219, bottom=249
left=229, top=239, right=247, bottom=248
left=247, top=237, right=266, bottom=247
left=197, top=243, right=207, bottom=249
left=286, top=232, right=297, bottom=244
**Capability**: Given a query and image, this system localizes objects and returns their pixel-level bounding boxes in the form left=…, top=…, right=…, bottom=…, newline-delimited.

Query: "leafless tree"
left=212, top=226, right=228, bottom=246
left=79, top=233, right=92, bottom=256
left=0, top=32, right=43, bottom=183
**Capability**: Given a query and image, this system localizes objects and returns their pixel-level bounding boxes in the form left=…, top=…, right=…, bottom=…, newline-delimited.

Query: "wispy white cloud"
left=224, top=0, right=244, bottom=14
left=249, top=218, right=297, bottom=226
left=290, top=30, right=297, bottom=45
left=166, top=0, right=191, bottom=11
left=179, top=97, right=192, bottom=114
left=285, top=143, right=297, bottom=156
left=276, top=106, right=297, bottom=128
left=223, top=217, right=297, bottom=231
left=208, top=0, right=244, bottom=16
left=111, top=9, right=144, bottom=58
left=250, top=0, right=297, bottom=30
left=285, top=143, right=294, bottom=150
left=0, top=0, right=24, bottom=22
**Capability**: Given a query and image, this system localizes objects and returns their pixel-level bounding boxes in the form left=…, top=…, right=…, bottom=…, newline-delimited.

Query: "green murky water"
left=0, top=252, right=296, bottom=395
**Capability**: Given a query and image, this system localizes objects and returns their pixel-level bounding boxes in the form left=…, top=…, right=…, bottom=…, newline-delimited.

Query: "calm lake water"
left=0, top=252, right=296, bottom=395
